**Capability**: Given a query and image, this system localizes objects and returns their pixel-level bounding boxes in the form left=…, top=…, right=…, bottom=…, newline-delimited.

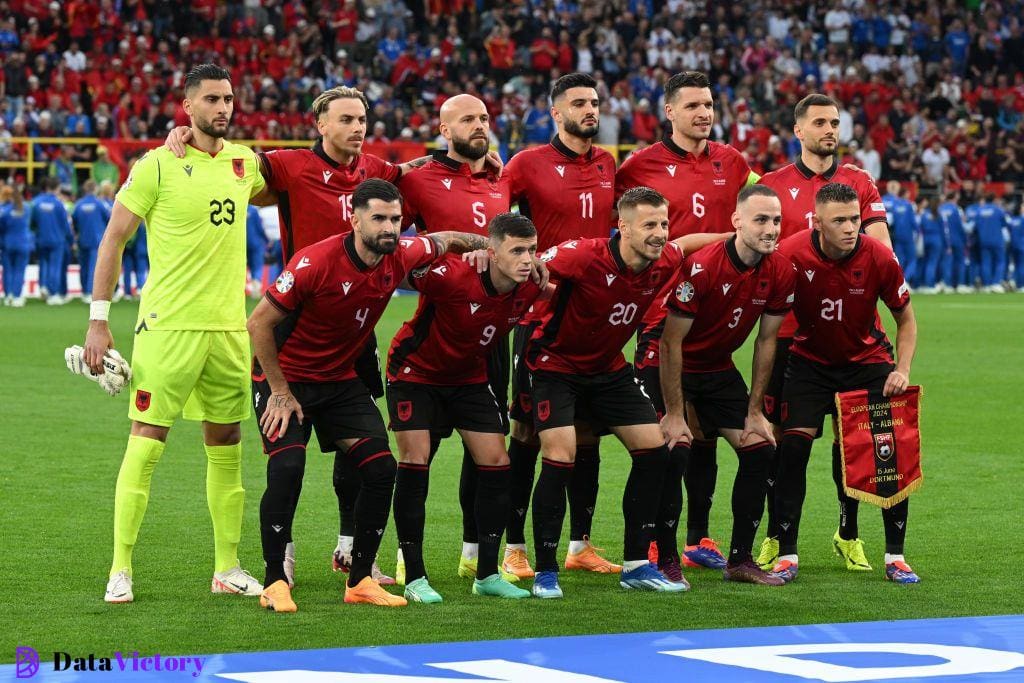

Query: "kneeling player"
left=386, top=213, right=544, bottom=602
left=246, top=179, right=492, bottom=611
left=655, top=185, right=795, bottom=586
left=771, top=182, right=919, bottom=584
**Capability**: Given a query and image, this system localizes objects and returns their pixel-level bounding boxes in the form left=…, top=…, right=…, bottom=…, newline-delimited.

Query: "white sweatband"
left=89, top=300, right=111, bottom=321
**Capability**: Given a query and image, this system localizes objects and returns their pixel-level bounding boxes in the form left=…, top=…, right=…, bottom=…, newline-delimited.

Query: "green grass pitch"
left=1, top=293, right=1022, bottom=661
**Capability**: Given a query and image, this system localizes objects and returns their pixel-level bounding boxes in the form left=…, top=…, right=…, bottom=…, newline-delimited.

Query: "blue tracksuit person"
left=939, top=196, right=968, bottom=290
left=1010, top=209, right=1024, bottom=289
left=1, top=190, right=34, bottom=304
left=917, top=199, right=945, bottom=290
left=72, top=182, right=111, bottom=299
left=884, top=185, right=918, bottom=285
left=30, top=178, right=72, bottom=303
left=965, top=197, right=1009, bottom=289
left=246, top=204, right=267, bottom=293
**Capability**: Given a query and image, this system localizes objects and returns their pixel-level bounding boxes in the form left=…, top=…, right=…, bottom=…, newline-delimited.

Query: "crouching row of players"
left=249, top=178, right=917, bottom=611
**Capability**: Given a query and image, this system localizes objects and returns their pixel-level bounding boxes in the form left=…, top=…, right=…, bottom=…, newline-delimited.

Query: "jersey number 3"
left=210, top=198, right=237, bottom=226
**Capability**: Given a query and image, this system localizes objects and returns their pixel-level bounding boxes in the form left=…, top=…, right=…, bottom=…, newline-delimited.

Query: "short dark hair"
left=352, top=178, right=402, bottom=211
left=550, top=72, right=598, bottom=103
left=489, top=213, right=537, bottom=241
left=617, top=186, right=668, bottom=214
left=184, top=63, right=231, bottom=96
left=737, top=184, right=779, bottom=204
left=42, top=176, right=60, bottom=192
left=815, top=182, right=859, bottom=207
left=664, top=71, right=711, bottom=104
left=794, top=93, right=839, bottom=121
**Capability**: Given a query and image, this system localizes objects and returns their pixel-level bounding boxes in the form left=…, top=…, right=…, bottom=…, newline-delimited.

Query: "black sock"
left=775, top=431, right=815, bottom=556
left=728, top=443, right=773, bottom=565
left=532, top=458, right=573, bottom=572
left=623, top=445, right=669, bottom=562
left=345, top=439, right=397, bottom=586
left=655, top=443, right=689, bottom=564
left=684, top=438, right=718, bottom=545
left=765, top=441, right=780, bottom=538
left=568, top=444, right=600, bottom=541
left=476, top=464, right=511, bottom=579
left=833, top=440, right=860, bottom=540
left=261, top=446, right=306, bottom=586
left=882, top=498, right=909, bottom=555
left=459, top=445, right=479, bottom=544
left=506, top=438, right=539, bottom=545
left=334, top=449, right=360, bottom=537
left=393, top=463, right=429, bottom=583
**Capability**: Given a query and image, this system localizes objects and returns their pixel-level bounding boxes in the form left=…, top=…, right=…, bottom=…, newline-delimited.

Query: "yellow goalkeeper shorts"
left=127, top=329, right=251, bottom=427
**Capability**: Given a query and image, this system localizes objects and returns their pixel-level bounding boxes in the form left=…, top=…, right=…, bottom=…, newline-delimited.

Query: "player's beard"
left=804, top=137, right=837, bottom=159
left=564, top=118, right=599, bottom=139
left=451, top=135, right=489, bottom=160
left=195, top=113, right=230, bottom=139
left=363, top=232, right=398, bottom=255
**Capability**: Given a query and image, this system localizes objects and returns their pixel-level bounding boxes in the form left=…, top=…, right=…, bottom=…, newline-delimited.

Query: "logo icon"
left=232, top=158, right=245, bottom=178
left=441, top=178, right=452, bottom=190
left=536, top=400, right=551, bottom=422
left=295, top=256, right=311, bottom=270
left=722, top=283, right=732, bottom=295
left=183, top=164, right=193, bottom=177
left=469, top=303, right=481, bottom=315
left=605, top=274, right=617, bottom=286
left=555, top=165, right=565, bottom=177
left=691, top=263, right=704, bottom=276
left=397, top=401, right=413, bottom=421
left=16, top=647, right=39, bottom=679
left=322, top=170, right=333, bottom=184
left=342, top=281, right=352, bottom=295
left=675, top=281, right=695, bottom=303
left=666, top=164, right=677, bottom=177
left=805, top=269, right=815, bottom=282
left=874, top=432, right=895, bottom=461
left=789, top=187, right=799, bottom=200
left=135, top=390, right=151, bottom=412
left=275, top=270, right=295, bottom=293
left=712, top=159, right=723, bottom=175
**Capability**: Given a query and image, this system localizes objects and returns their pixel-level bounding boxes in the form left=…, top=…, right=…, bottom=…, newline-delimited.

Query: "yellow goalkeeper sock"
left=205, top=443, right=245, bottom=574
left=111, top=435, right=165, bottom=577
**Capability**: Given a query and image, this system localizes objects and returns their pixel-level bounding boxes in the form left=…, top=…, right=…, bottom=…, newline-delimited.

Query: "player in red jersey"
left=755, top=94, right=892, bottom=570
left=246, top=179, right=494, bottom=610
left=651, top=186, right=796, bottom=587
left=768, top=183, right=919, bottom=585
left=616, top=71, right=758, bottom=569
left=503, top=73, right=619, bottom=579
left=615, top=71, right=758, bottom=240
left=525, top=187, right=724, bottom=598
left=386, top=214, right=545, bottom=603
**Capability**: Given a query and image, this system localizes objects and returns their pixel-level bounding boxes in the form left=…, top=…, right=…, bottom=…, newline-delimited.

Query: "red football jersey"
left=777, top=231, right=909, bottom=367
left=506, top=138, right=616, bottom=251
left=265, top=233, right=438, bottom=382
left=615, top=139, right=752, bottom=239
left=260, top=141, right=401, bottom=259
left=759, top=157, right=888, bottom=338
left=399, top=152, right=511, bottom=235
left=387, top=254, right=543, bottom=385
left=653, top=238, right=796, bottom=372
left=527, top=234, right=685, bottom=375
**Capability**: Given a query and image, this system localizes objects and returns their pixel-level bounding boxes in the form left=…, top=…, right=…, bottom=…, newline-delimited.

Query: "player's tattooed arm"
left=673, top=231, right=732, bottom=255
left=658, top=311, right=695, bottom=449
left=247, top=298, right=305, bottom=437
left=429, top=231, right=490, bottom=255
left=398, top=156, right=431, bottom=176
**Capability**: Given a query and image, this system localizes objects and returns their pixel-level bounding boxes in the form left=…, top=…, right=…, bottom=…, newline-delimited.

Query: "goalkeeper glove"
left=64, top=345, right=132, bottom=396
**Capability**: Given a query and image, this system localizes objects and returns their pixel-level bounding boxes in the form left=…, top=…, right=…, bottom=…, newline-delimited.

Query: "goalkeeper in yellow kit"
left=82, top=64, right=272, bottom=603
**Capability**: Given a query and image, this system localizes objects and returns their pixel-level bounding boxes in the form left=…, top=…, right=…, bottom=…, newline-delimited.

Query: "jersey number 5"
left=210, top=198, right=236, bottom=226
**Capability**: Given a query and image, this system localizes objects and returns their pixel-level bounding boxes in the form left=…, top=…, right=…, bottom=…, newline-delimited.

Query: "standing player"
left=82, top=64, right=269, bottom=603
left=526, top=187, right=715, bottom=599
left=655, top=186, right=795, bottom=586
left=616, top=71, right=757, bottom=571
left=502, top=72, right=619, bottom=578
left=246, top=179, right=493, bottom=611
left=387, top=213, right=544, bottom=603
left=397, top=94, right=515, bottom=581
left=770, top=182, right=919, bottom=585
left=756, top=93, right=891, bottom=571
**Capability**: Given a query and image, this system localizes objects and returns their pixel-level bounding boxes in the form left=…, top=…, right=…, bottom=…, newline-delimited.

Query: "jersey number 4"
left=209, top=198, right=237, bottom=226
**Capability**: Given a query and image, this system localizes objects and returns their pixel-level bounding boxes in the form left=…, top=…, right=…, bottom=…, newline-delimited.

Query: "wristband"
left=89, top=300, right=111, bottom=321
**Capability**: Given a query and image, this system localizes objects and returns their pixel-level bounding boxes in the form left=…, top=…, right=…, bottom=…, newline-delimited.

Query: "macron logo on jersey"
left=441, top=178, right=452, bottom=190
left=469, top=303, right=481, bottom=315
left=691, top=263, right=704, bottom=276
left=342, top=281, right=352, bottom=295
left=722, top=283, right=732, bottom=295
left=666, top=164, right=677, bottom=178
left=605, top=274, right=617, bottom=286
left=322, top=170, right=333, bottom=184
left=789, top=187, right=800, bottom=200
left=296, top=257, right=312, bottom=270
left=432, top=265, right=448, bottom=276
left=805, top=269, right=815, bottom=282
left=555, top=165, right=566, bottom=177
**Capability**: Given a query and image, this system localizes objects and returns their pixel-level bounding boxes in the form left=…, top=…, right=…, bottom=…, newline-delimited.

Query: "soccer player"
left=770, top=182, right=919, bottom=585
left=502, top=72, right=619, bottom=578
left=882, top=182, right=917, bottom=285
left=938, top=191, right=970, bottom=293
left=755, top=93, right=891, bottom=570
left=82, top=64, right=269, bottom=604
left=654, top=185, right=795, bottom=586
left=31, top=176, right=72, bottom=305
left=965, top=193, right=1010, bottom=293
left=72, top=180, right=111, bottom=303
left=616, top=71, right=757, bottom=571
left=387, top=213, right=545, bottom=603
left=397, top=94, right=515, bottom=581
left=526, top=187, right=716, bottom=598
left=247, top=179, right=493, bottom=611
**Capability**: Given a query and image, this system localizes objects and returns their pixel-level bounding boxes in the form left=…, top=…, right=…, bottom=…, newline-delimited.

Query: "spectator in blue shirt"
left=1, top=185, right=32, bottom=306
left=522, top=96, right=554, bottom=145
left=965, top=194, right=1009, bottom=292
left=71, top=180, right=110, bottom=302
left=938, top=191, right=970, bottom=292
left=29, top=177, right=72, bottom=304
left=944, top=20, right=970, bottom=74
left=246, top=204, right=267, bottom=297
left=883, top=181, right=919, bottom=286
left=1009, top=204, right=1024, bottom=290
left=916, top=197, right=945, bottom=292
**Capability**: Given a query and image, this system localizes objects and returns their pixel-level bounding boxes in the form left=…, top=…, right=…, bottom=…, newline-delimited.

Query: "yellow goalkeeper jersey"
left=116, top=142, right=266, bottom=331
